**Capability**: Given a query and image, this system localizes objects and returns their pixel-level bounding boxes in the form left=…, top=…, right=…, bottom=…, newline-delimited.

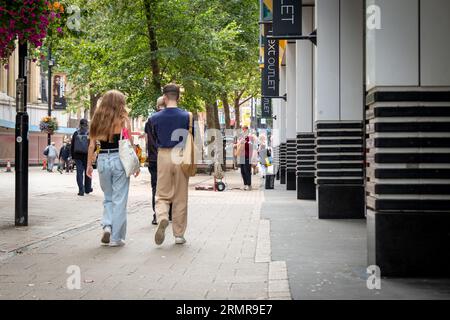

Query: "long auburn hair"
left=90, top=90, right=128, bottom=141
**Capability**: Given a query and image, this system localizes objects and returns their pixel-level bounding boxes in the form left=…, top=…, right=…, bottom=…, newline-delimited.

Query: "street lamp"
left=15, top=42, right=29, bottom=226
left=47, top=46, right=55, bottom=145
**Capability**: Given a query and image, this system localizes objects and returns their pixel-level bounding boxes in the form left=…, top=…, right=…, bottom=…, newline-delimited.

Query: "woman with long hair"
left=86, top=90, right=139, bottom=247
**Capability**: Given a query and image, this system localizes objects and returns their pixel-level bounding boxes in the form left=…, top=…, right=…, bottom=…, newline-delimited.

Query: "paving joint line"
left=0, top=219, right=101, bottom=263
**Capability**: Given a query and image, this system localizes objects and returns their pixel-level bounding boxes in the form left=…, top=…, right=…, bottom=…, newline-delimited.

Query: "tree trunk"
left=234, top=97, right=241, bottom=129
left=206, top=103, right=215, bottom=130
left=221, top=94, right=231, bottom=129
left=89, top=92, right=100, bottom=120
left=213, top=101, right=220, bottom=130
left=143, top=0, right=162, bottom=94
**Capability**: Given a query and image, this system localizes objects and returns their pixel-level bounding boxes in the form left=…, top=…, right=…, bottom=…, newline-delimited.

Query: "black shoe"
left=152, top=214, right=157, bottom=225
left=78, top=192, right=84, bottom=196
left=85, top=188, right=93, bottom=194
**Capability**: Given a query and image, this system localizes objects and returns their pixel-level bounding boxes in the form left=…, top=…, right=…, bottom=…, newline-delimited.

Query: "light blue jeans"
left=97, top=152, right=130, bottom=242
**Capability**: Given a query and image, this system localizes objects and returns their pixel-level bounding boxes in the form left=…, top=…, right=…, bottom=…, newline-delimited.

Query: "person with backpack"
left=71, top=119, right=92, bottom=196
left=44, top=142, right=58, bottom=172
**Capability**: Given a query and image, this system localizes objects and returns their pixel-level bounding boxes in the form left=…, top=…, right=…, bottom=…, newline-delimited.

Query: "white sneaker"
left=243, top=186, right=248, bottom=191
left=109, top=239, right=125, bottom=247
left=175, top=236, right=186, bottom=245
left=155, top=219, right=169, bottom=245
left=248, top=185, right=253, bottom=191
left=101, top=226, right=111, bottom=244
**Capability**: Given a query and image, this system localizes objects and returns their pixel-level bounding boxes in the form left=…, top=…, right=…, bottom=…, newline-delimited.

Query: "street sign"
left=262, top=97, right=272, bottom=118
left=272, top=0, right=302, bottom=37
left=262, top=23, right=279, bottom=97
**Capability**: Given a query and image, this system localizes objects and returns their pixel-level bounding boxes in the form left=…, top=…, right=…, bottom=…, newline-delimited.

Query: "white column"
left=279, top=65, right=287, bottom=144
left=367, top=0, right=450, bottom=88
left=296, top=7, right=314, bottom=133
left=421, top=0, right=450, bottom=86
left=366, top=0, right=419, bottom=89
left=272, top=99, right=280, bottom=147
left=315, top=0, right=340, bottom=121
left=285, top=43, right=296, bottom=140
left=316, top=0, right=363, bottom=121
left=295, top=6, right=316, bottom=199
left=314, top=0, right=365, bottom=219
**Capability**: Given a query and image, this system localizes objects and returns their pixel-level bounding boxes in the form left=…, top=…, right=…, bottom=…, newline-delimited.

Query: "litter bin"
left=265, top=174, right=275, bottom=189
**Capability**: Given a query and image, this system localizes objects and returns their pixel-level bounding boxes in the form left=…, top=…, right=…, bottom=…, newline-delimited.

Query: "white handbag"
left=119, top=128, right=140, bottom=177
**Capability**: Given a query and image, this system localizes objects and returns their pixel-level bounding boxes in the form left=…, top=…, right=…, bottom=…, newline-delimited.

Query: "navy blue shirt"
left=150, top=107, right=190, bottom=149
left=144, top=117, right=158, bottom=162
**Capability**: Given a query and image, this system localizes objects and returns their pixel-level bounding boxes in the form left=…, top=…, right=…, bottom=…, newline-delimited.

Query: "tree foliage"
left=51, top=0, right=260, bottom=121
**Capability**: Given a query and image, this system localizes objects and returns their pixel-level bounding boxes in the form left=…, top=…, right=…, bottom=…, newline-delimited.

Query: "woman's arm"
left=86, top=138, right=97, bottom=178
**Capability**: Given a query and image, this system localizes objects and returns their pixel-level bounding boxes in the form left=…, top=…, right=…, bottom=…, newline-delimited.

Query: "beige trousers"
left=155, top=148, right=189, bottom=237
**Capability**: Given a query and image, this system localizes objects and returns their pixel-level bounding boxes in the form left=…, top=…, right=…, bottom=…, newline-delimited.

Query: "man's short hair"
left=162, top=83, right=180, bottom=101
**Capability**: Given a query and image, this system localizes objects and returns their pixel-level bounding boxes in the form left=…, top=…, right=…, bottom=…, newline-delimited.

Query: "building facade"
left=263, top=0, right=450, bottom=276
left=0, top=46, right=77, bottom=165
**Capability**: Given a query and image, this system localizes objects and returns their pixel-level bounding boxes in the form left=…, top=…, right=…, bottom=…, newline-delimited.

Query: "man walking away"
left=71, top=119, right=92, bottom=196
left=151, top=84, right=191, bottom=245
left=58, top=141, right=71, bottom=173
left=44, top=142, right=58, bottom=172
left=145, top=96, right=172, bottom=225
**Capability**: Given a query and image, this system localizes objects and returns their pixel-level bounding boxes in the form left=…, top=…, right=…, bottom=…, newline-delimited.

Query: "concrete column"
left=285, top=43, right=297, bottom=190
left=0, top=63, right=7, bottom=93
left=366, top=0, right=450, bottom=276
left=279, top=65, right=287, bottom=184
left=315, top=0, right=364, bottom=219
left=272, top=97, right=281, bottom=179
left=7, top=50, right=16, bottom=97
left=295, top=7, right=316, bottom=200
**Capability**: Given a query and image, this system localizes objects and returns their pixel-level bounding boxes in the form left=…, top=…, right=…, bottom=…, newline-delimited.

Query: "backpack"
left=74, top=130, right=89, bottom=154
left=43, top=147, right=49, bottom=156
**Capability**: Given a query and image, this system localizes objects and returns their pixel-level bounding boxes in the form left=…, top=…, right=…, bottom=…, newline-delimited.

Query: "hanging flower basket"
left=0, top=1, right=69, bottom=65
left=39, top=116, right=59, bottom=135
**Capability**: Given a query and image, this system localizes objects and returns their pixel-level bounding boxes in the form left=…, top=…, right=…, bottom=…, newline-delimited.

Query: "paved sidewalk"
left=0, top=168, right=290, bottom=300
left=262, top=182, right=450, bottom=300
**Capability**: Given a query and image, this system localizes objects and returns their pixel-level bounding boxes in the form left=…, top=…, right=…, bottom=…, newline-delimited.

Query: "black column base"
left=286, top=171, right=296, bottom=190
left=367, top=210, right=450, bottom=277
left=297, top=176, right=316, bottom=200
left=280, top=167, right=286, bottom=185
left=318, top=185, right=365, bottom=219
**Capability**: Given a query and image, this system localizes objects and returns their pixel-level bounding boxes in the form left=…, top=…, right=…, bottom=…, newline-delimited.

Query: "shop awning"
left=0, top=119, right=76, bottom=134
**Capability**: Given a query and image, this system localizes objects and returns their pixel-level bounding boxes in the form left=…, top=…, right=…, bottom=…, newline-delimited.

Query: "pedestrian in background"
left=151, top=84, right=191, bottom=245
left=87, top=90, right=140, bottom=247
left=235, top=125, right=257, bottom=190
left=44, top=142, right=58, bottom=172
left=71, top=119, right=92, bottom=196
left=258, top=135, right=268, bottom=179
left=145, top=96, right=172, bottom=225
left=58, top=140, right=71, bottom=174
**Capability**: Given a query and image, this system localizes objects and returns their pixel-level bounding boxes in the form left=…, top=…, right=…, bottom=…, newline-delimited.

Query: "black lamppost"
left=47, top=45, right=55, bottom=146
left=15, top=42, right=29, bottom=226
